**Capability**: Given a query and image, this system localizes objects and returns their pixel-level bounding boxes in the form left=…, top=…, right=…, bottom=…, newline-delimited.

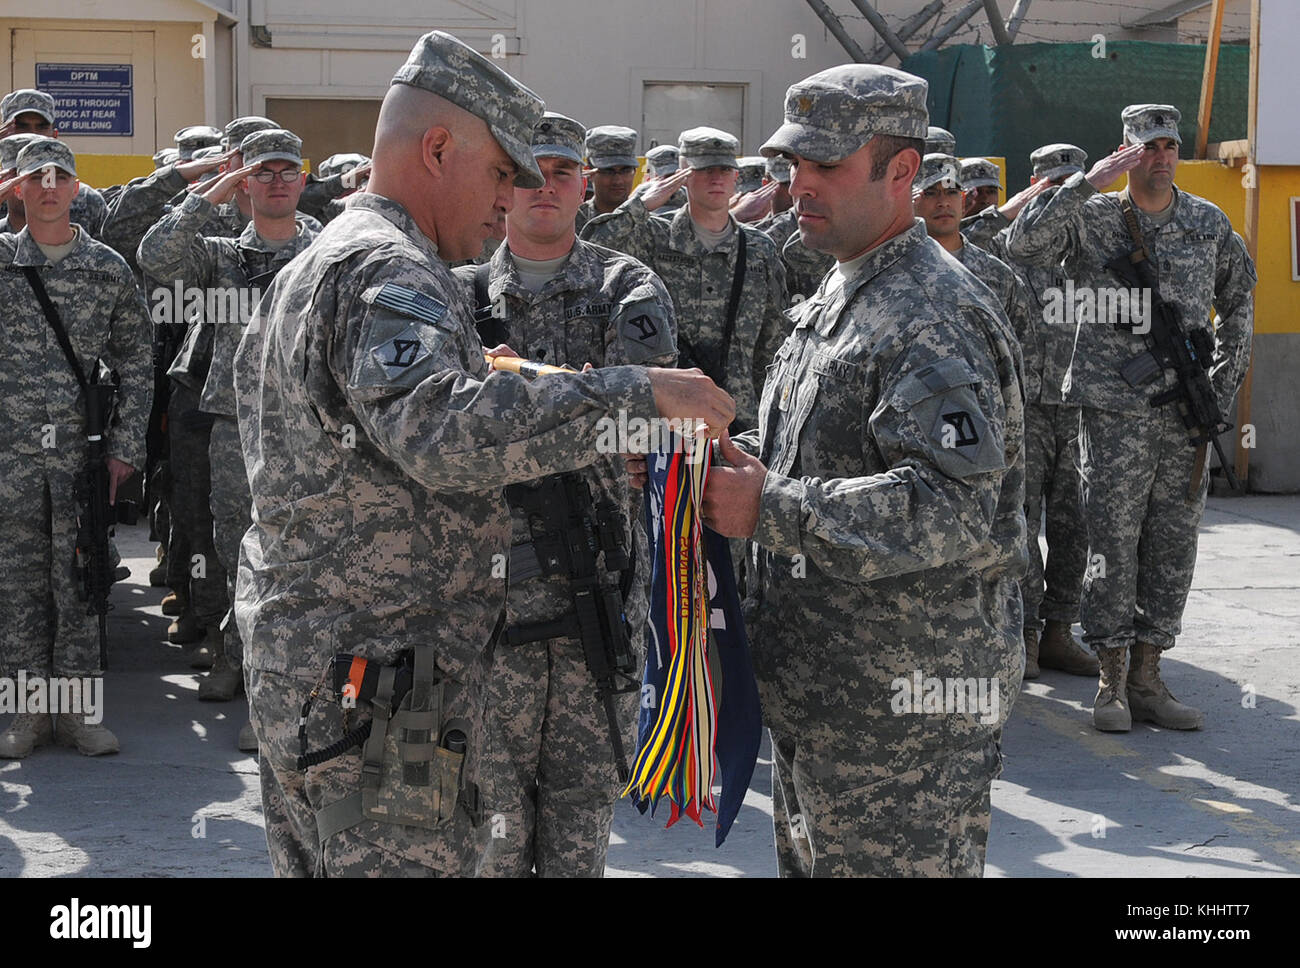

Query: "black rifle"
left=1105, top=195, right=1239, bottom=496
left=21, top=268, right=137, bottom=670
left=503, top=474, right=640, bottom=784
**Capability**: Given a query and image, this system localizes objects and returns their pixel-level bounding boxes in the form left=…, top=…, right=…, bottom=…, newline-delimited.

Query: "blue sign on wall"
left=35, top=63, right=133, bottom=136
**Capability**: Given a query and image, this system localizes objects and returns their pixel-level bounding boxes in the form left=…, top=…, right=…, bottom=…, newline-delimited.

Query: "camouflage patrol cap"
left=959, top=158, right=1002, bottom=190
left=762, top=65, right=928, bottom=164
left=240, top=128, right=302, bottom=167
left=392, top=30, right=545, bottom=189
left=737, top=156, right=766, bottom=193
left=174, top=124, right=223, bottom=160
left=224, top=116, right=277, bottom=151
left=153, top=146, right=181, bottom=169
left=1, top=133, right=43, bottom=171
left=317, top=152, right=369, bottom=178
left=585, top=125, right=639, bottom=169
left=190, top=145, right=226, bottom=183
left=1030, top=142, right=1087, bottom=181
left=679, top=127, right=740, bottom=170
left=765, top=153, right=792, bottom=184
left=914, top=153, right=963, bottom=192
left=644, top=144, right=679, bottom=176
left=15, top=137, right=76, bottom=177
left=1, top=89, right=56, bottom=125
left=533, top=113, right=585, bottom=164
left=1122, top=104, right=1182, bottom=146
left=925, top=125, right=956, bottom=155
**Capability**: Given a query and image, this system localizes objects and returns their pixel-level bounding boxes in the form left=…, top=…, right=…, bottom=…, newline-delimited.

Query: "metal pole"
left=868, top=0, right=943, bottom=62
left=1006, top=0, right=1033, bottom=41
left=919, top=0, right=984, bottom=52
left=983, top=0, right=1014, bottom=46
left=847, top=0, right=911, bottom=62
left=804, top=0, right=869, bottom=63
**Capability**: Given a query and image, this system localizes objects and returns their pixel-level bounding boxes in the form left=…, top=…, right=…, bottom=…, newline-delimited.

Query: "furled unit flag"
left=623, top=435, right=762, bottom=847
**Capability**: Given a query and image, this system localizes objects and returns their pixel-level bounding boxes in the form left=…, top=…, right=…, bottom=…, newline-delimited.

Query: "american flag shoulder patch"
left=373, top=283, right=450, bottom=330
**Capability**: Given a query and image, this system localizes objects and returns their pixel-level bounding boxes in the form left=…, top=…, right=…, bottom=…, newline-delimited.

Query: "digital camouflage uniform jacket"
left=733, top=221, right=1027, bottom=765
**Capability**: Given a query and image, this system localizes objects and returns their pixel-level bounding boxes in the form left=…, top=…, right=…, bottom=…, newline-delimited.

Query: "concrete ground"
left=1, top=494, right=1296, bottom=878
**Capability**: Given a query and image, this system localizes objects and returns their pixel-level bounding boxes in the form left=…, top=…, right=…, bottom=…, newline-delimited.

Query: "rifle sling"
left=21, top=266, right=90, bottom=392
left=716, top=228, right=747, bottom=389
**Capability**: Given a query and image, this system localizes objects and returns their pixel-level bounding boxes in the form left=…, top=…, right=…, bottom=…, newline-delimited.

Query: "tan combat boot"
left=187, top=626, right=220, bottom=670
left=1038, top=620, right=1100, bottom=675
left=168, top=607, right=203, bottom=645
left=1127, top=642, right=1204, bottom=730
left=198, top=654, right=243, bottom=701
left=237, top=720, right=258, bottom=753
left=55, top=713, right=120, bottom=756
left=149, top=545, right=168, bottom=587
left=1023, top=627, right=1041, bottom=680
left=0, top=714, right=54, bottom=759
left=1093, top=646, right=1132, bottom=732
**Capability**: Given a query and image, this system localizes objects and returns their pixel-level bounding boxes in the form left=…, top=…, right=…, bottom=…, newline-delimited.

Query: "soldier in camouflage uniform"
left=1007, top=105, right=1256, bottom=731
left=913, top=153, right=1095, bottom=678
left=641, top=144, right=686, bottom=217
left=696, top=65, right=1026, bottom=877
left=0, top=139, right=150, bottom=757
left=576, top=125, right=639, bottom=234
left=925, top=125, right=956, bottom=156
left=315, top=152, right=371, bottom=225
left=452, top=112, right=677, bottom=877
left=736, top=156, right=766, bottom=195
left=0, top=133, right=43, bottom=234
left=961, top=157, right=1003, bottom=219
left=232, top=31, right=732, bottom=877
left=582, top=126, right=788, bottom=431
left=141, top=130, right=318, bottom=752
left=1, top=90, right=107, bottom=238
left=963, top=144, right=1098, bottom=678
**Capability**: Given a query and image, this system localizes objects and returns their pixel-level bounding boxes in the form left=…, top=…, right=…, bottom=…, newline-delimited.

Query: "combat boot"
left=54, top=713, right=120, bottom=756
left=1092, top=646, right=1131, bottom=732
left=237, top=720, right=258, bottom=753
left=160, top=589, right=186, bottom=617
left=1038, top=620, right=1100, bottom=675
left=198, top=655, right=243, bottom=701
left=1022, top=627, right=1040, bottom=680
left=168, top=607, right=203, bottom=645
left=1127, top=642, right=1204, bottom=730
left=187, top=626, right=220, bottom=670
left=0, top=714, right=54, bottom=759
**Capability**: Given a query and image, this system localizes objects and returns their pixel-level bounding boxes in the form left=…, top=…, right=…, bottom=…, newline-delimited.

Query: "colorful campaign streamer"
left=625, top=435, right=762, bottom=846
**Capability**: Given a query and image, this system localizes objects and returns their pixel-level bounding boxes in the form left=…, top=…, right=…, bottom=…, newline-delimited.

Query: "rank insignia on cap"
left=796, top=96, right=814, bottom=114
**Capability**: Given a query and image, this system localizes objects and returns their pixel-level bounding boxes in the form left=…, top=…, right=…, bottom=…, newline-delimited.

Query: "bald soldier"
left=582, top=126, right=788, bottom=431
left=693, top=65, right=1025, bottom=877
left=454, top=112, right=677, bottom=877
left=232, top=31, right=731, bottom=877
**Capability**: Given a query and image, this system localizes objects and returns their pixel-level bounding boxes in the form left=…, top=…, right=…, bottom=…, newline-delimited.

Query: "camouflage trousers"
left=1022, top=402, right=1088, bottom=630
left=0, top=460, right=101, bottom=678
left=208, top=417, right=248, bottom=666
left=248, top=667, right=488, bottom=877
left=1078, top=404, right=1208, bottom=652
left=166, top=384, right=227, bottom=626
left=477, top=633, right=638, bottom=877
left=770, top=730, right=1001, bottom=877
